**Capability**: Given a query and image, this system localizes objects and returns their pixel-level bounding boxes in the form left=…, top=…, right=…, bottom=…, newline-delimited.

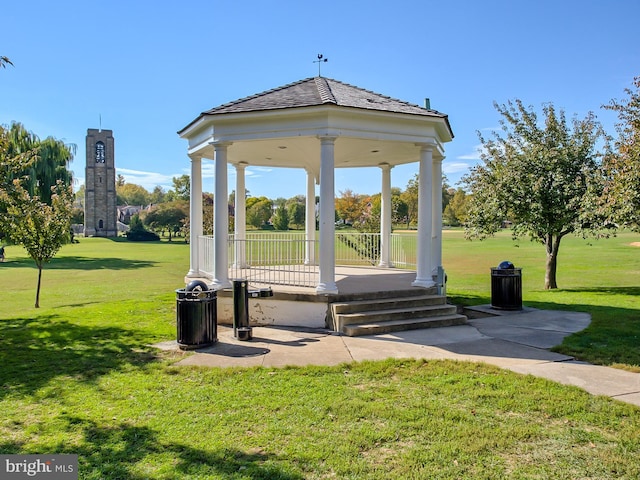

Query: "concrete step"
left=331, top=294, right=446, bottom=315
left=335, top=303, right=459, bottom=330
left=342, top=314, right=468, bottom=337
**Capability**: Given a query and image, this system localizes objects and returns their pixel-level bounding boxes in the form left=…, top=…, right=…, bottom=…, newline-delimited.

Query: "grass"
left=442, top=229, right=640, bottom=369
left=0, top=234, right=639, bottom=478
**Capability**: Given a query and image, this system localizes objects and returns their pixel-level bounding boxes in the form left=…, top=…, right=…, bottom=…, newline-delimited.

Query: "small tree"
left=272, top=204, right=290, bottom=230
left=463, top=100, right=606, bottom=289
left=287, top=201, right=305, bottom=229
left=601, top=76, right=640, bottom=230
left=4, top=181, right=73, bottom=307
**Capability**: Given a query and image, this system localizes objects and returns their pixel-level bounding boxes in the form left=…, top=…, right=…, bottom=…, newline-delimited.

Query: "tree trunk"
left=35, top=264, right=43, bottom=308
left=544, top=235, right=562, bottom=290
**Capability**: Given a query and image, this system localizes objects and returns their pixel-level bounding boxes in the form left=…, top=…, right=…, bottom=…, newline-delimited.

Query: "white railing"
left=390, top=233, right=418, bottom=269
left=197, top=231, right=416, bottom=287
left=229, top=233, right=318, bottom=287
left=335, top=232, right=381, bottom=266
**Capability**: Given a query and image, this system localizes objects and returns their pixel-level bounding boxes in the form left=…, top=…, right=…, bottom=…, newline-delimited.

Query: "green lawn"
left=0, top=234, right=639, bottom=479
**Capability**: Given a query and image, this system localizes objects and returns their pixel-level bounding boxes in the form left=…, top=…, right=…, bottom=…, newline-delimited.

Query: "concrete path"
left=154, top=306, right=640, bottom=408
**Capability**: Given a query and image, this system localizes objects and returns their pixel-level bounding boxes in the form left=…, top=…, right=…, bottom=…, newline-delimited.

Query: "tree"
left=126, top=214, right=159, bottom=242
left=601, top=76, right=640, bottom=230
left=443, top=188, right=470, bottom=227
left=0, top=123, right=75, bottom=307
left=400, top=175, right=419, bottom=228
left=287, top=200, right=305, bottom=229
left=335, top=189, right=366, bottom=224
left=117, top=182, right=151, bottom=206
left=272, top=204, right=290, bottom=230
left=0, top=56, right=13, bottom=69
left=463, top=100, right=606, bottom=289
left=150, top=185, right=167, bottom=205
left=4, top=123, right=75, bottom=205
left=167, top=174, right=190, bottom=201
left=144, top=201, right=188, bottom=241
left=4, top=181, right=73, bottom=307
left=246, top=196, right=273, bottom=228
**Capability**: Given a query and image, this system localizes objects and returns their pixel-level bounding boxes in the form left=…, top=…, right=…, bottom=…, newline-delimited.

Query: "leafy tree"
left=400, top=175, right=419, bottom=228
left=71, top=207, right=84, bottom=225
left=144, top=201, right=188, bottom=241
left=150, top=185, right=167, bottom=205
left=126, top=213, right=159, bottom=242
left=246, top=196, right=273, bottom=228
left=443, top=188, right=470, bottom=227
left=116, top=174, right=126, bottom=187
left=203, top=193, right=214, bottom=235
left=4, top=123, right=75, bottom=205
left=355, top=194, right=379, bottom=233
left=167, top=174, right=190, bottom=201
left=272, top=204, right=290, bottom=230
left=335, top=189, right=366, bottom=224
left=117, top=182, right=151, bottom=206
left=287, top=200, right=305, bottom=229
left=4, top=181, right=73, bottom=307
left=463, top=100, right=606, bottom=289
left=601, top=76, right=640, bottom=230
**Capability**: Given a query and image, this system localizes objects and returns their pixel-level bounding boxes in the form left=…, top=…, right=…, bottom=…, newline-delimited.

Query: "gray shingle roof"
left=180, top=77, right=453, bottom=138
left=205, top=77, right=447, bottom=118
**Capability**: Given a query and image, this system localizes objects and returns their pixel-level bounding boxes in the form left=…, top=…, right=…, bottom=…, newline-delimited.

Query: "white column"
left=316, top=136, right=338, bottom=294
left=187, top=155, right=203, bottom=278
left=305, top=168, right=316, bottom=265
left=412, top=145, right=435, bottom=288
left=378, top=162, right=393, bottom=267
left=234, top=162, right=247, bottom=268
left=212, top=142, right=232, bottom=290
left=431, top=157, right=443, bottom=275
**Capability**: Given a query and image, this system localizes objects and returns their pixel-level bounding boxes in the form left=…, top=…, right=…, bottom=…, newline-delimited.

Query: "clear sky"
left=1, top=0, right=638, bottom=200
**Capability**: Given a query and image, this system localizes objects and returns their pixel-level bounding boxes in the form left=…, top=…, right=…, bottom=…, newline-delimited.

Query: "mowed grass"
left=0, top=234, right=639, bottom=479
left=442, top=229, right=640, bottom=368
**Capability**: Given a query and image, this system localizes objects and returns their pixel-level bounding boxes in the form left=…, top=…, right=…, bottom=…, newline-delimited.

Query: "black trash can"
left=490, top=261, right=522, bottom=310
left=176, top=282, right=217, bottom=350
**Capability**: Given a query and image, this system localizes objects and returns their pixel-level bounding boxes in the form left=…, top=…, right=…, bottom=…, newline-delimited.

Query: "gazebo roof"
left=180, top=77, right=453, bottom=138
left=178, top=77, right=453, bottom=169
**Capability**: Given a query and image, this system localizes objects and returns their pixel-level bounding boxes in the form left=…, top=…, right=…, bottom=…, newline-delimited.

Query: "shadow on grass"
left=0, top=419, right=303, bottom=479
left=0, top=315, right=157, bottom=399
left=560, top=286, right=640, bottom=297
left=0, top=256, right=156, bottom=270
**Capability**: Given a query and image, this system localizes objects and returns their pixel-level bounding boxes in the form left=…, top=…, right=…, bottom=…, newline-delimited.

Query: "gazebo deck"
left=214, top=265, right=431, bottom=302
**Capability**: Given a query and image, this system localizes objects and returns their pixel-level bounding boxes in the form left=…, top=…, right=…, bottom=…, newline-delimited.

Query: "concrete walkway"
left=155, top=306, right=640, bottom=408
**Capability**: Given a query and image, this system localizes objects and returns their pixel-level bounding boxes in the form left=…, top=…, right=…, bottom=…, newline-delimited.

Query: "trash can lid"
left=186, top=280, right=210, bottom=292
left=498, top=260, right=515, bottom=269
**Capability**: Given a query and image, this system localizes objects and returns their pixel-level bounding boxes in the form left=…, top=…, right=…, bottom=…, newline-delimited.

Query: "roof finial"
left=313, top=54, right=328, bottom=77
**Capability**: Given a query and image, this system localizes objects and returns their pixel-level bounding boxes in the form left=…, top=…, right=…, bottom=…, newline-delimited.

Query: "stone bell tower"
left=84, top=129, right=117, bottom=237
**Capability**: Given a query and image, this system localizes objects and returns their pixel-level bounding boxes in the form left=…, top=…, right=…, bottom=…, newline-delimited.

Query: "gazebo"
left=178, top=77, right=453, bottom=297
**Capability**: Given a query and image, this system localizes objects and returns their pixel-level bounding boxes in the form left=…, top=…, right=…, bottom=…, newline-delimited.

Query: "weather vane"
left=313, top=54, right=328, bottom=77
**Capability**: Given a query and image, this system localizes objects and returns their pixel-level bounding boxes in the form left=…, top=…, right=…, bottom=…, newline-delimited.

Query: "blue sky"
left=1, top=0, right=638, bottom=199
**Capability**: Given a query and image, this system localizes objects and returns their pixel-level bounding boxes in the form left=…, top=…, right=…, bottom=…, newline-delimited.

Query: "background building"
left=84, top=128, right=117, bottom=237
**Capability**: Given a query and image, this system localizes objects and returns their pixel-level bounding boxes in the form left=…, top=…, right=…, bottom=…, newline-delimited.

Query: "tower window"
left=95, top=141, right=105, bottom=163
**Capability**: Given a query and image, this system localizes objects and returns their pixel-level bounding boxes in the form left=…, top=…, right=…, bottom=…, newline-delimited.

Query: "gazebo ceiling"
left=178, top=77, right=454, bottom=172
